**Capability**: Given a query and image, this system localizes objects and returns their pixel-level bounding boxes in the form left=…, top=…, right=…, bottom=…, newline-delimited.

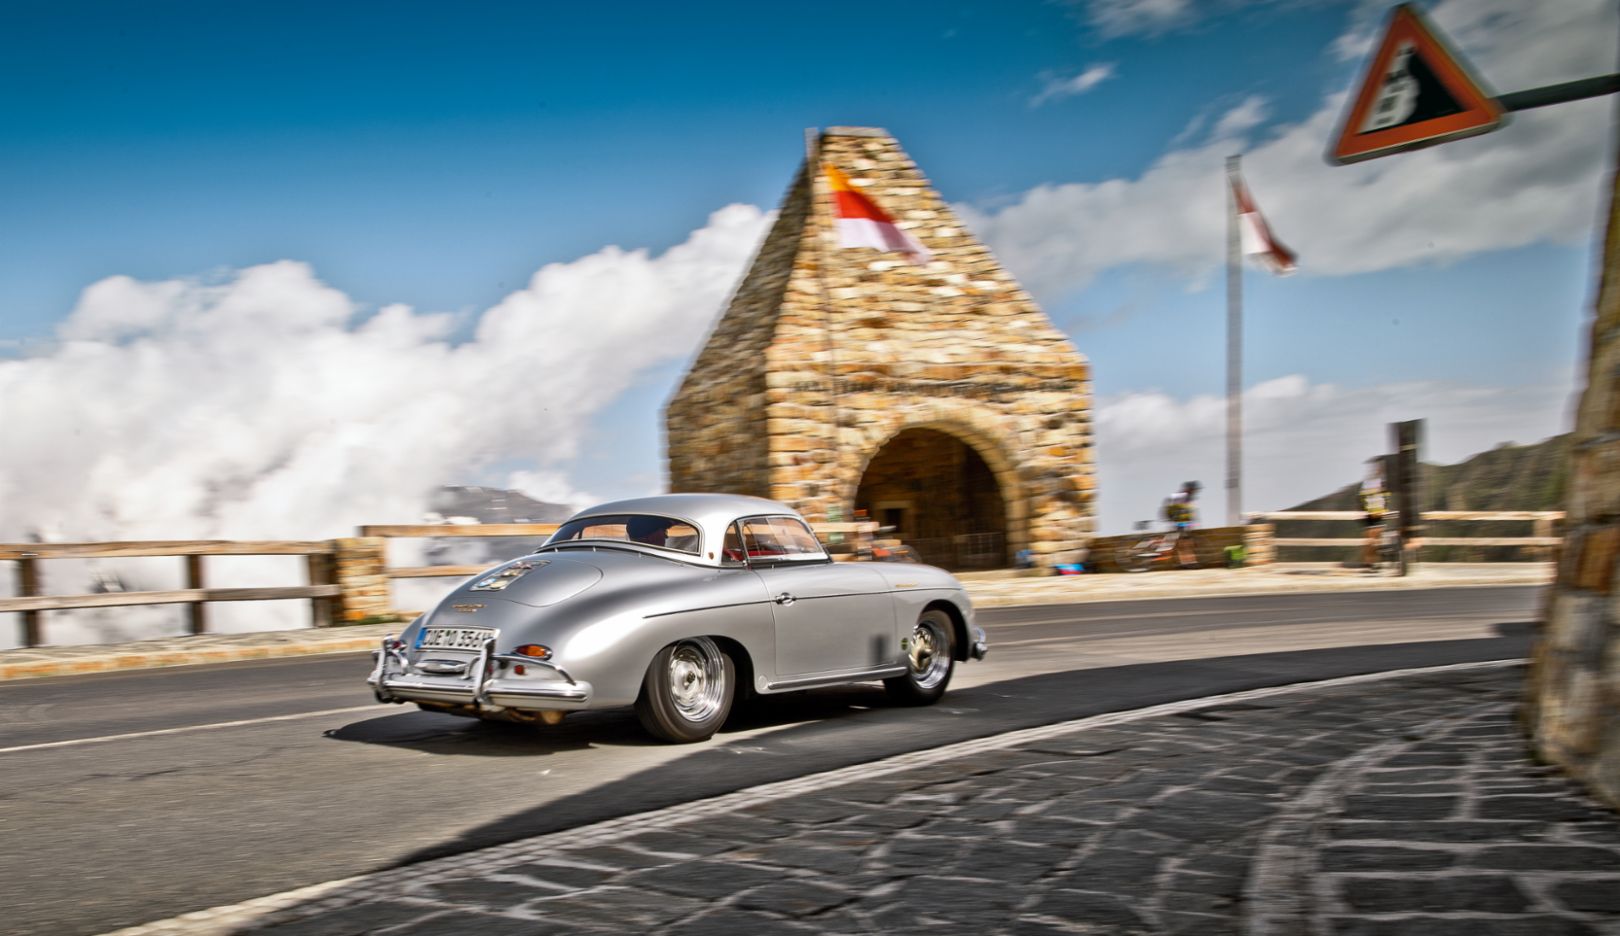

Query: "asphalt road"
left=0, top=587, right=1540, bottom=936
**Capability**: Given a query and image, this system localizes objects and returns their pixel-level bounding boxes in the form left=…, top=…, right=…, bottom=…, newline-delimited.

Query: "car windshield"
left=545, top=514, right=701, bottom=555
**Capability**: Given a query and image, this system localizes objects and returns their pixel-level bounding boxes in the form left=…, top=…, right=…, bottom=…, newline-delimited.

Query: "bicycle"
left=1115, top=521, right=1192, bottom=573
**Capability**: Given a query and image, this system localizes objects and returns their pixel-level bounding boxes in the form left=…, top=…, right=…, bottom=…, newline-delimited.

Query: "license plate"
left=418, top=627, right=493, bottom=651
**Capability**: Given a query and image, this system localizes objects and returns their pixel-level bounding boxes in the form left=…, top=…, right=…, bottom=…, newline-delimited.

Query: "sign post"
left=1388, top=419, right=1425, bottom=576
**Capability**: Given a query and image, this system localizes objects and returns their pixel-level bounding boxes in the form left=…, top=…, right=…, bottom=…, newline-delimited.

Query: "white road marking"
left=980, top=607, right=1244, bottom=629
left=0, top=704, right=383, bottom=755
left=100, top=658, right=1524, bottom=936
left=980, top=605, right=1521, bottom=631
left=992, top=612, right=1503, bottom=648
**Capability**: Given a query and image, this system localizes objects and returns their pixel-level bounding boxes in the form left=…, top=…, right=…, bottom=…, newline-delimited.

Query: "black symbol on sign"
left=1359, top=42, right=1462, bottom=133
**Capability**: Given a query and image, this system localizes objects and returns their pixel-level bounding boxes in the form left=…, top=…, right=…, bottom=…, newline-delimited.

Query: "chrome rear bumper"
left=970, top=626, right=989, bottom=661
left=368, top=635, right=591, bottom=711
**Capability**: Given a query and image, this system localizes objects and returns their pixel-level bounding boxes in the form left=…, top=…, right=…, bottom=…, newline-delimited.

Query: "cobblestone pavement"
left=2, top=564, right=1549, bottom=680
left=109, top=662, right=1620, bottom=936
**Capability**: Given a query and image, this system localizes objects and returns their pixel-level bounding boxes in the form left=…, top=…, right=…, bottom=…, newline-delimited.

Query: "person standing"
left=1164, top=481, right=1201, bottom=568
left=1359, top=460, right=1391, bottom=570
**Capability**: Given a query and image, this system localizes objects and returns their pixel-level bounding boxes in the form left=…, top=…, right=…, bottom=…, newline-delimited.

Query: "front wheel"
left=635, top=637, right=735, bottom=743
left=885, top=610, right=956, bottom=705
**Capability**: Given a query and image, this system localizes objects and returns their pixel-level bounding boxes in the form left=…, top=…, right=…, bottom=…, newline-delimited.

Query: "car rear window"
left=547, top=514, right=701, bottom=554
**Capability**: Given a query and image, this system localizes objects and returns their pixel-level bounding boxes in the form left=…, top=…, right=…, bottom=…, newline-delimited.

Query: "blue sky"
left=1, top=0, right=1612, bottom=543
left=4, top=0, right=1345, bottom=331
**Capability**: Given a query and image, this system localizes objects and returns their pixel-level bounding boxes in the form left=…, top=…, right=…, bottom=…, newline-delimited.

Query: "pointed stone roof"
left=677, top=127, right=1085, bottom=398
left=668, top=128, right=1094, bottom=564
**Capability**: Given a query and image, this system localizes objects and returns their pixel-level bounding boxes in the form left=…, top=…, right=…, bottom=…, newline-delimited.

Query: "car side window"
left=740, top=516, right=827, bottom=561
left=720, top=523, right=747, bottom=567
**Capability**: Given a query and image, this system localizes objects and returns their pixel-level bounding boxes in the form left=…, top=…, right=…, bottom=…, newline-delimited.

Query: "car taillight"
left=512, top=644, right=552, bottom=660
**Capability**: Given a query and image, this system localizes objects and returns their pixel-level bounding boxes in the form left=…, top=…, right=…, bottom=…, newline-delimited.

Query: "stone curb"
left=0, top=630, right=391, bottom=682
left=0, top=567, right=1548, bottom=682
left=96, top=659, right=1524, bottom=936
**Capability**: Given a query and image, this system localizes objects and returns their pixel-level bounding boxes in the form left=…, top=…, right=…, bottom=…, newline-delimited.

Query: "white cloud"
left=1084, top=0, right=1195, bottom=38
left=505, top=469, right=595, bottom=513
left=1, top=205, right=769, bottom=544
left=0, top=206, right=771, bottom=645
left=1093, top=374, right=1575, bottom=533
left=1031, top=63, right=1118, bottom=107
left=1210, top=94, right=1269, bottom=140
left=969, top=0, right=1616, bottom=300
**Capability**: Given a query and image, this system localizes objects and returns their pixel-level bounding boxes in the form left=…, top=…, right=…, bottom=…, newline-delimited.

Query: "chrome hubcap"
left=667, top=638, right=725, bottom=722
left=908, top=619, right=950, bottom=690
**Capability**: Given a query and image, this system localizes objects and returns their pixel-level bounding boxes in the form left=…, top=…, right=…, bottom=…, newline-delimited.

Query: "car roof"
left=558, top=493, right=807, bottom=566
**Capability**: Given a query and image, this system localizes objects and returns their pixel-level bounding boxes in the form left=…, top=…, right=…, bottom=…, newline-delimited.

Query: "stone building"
left=666, top=128, right=1093, bottom=568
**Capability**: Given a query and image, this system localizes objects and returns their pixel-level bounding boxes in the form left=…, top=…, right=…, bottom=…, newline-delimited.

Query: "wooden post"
left=184, top=554, right=207, bottom=635
left=1533, top=515, right=1555, bottom=562
left=307, top=551, right=335, bottom=628
left=17, top=555, right=41, bottom=648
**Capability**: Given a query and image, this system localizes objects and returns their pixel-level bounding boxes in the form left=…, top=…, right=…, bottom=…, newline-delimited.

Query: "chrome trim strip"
left=379, top=680, right=475, bottom=698
left=484, top=685, right=591, bottom=702
left=418, top=658, right=470, bottom=675
left=765, top=665, right=908, bottom=692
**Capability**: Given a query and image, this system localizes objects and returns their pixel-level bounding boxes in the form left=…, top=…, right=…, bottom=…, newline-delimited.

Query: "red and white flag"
left=823, top=163, right=932, bottom=264
left=1231, top=172, right=1297, bottom=275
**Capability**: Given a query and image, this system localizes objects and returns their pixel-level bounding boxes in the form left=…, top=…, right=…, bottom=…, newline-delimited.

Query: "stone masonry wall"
left=1528, top=156, right=1620, bottom=810
left=669, top=128, right=1094, bottom=566
left=332, top=537, right=392, bottom=624
left=1087, top=524, right=1273, bottom=573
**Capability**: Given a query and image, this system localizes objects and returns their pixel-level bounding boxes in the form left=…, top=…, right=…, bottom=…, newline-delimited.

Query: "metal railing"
left=1, top=541, right=339, bottom=648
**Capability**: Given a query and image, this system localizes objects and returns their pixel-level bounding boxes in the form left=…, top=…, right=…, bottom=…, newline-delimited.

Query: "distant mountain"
left=1278, top=433, right=1569, bottom=561
left=426, top=485, right=574, bottom=524
left=1290, top=434, right=1570, bottom=513
left=422, top=485, right=576, bottom=569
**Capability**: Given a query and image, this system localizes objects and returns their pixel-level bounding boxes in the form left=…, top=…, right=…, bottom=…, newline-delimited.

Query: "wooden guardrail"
left=0, top=541, right=339, bottom=648
left=359, top=521, right=883, bottom=581
left=1248, top=511, right=1563, bottom=551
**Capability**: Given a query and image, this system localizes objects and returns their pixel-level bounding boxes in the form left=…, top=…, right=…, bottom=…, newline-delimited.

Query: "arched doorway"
left=854, top=428, right=1009, bottom=569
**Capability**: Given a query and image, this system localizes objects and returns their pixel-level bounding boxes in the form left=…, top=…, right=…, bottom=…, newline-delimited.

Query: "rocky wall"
left=1528, top=157, right=1620, bottom=810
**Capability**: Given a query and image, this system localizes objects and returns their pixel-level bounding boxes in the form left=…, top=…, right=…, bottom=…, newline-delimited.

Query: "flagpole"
left=1225, top=154, right=1243, bottom=527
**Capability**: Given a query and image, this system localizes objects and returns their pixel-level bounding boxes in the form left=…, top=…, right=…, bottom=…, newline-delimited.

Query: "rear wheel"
left=885, top=609, right=956, bottom=705
left=635, top=637, right=735, bottom=743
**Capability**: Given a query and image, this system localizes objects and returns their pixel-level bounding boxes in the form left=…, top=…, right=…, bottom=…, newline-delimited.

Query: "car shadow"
left=323, top=708, right=642, bottom=756
left=323, top=684, right=898, bottom=758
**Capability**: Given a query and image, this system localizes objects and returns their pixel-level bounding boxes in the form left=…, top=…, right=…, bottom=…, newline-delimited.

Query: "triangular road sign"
left=1329, top=3, right=1505, bottom=165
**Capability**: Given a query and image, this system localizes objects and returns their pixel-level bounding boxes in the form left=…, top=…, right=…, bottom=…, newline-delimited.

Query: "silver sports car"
left=368, top=493, right=988, bottom=742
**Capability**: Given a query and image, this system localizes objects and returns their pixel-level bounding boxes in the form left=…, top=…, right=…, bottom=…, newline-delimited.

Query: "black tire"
left=635, top=637, right=735, bottom=743
left=885, top=609, right=956, bottom=705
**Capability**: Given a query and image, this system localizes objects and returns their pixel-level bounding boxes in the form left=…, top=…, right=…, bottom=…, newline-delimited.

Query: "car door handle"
left=774, top=592, right=796, bottom=606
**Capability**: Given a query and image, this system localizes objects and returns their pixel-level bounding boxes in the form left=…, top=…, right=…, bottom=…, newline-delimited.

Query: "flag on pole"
left=1231, top=172, right=1297, bottom=275
left=823, top=163, right=932, bottom=264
